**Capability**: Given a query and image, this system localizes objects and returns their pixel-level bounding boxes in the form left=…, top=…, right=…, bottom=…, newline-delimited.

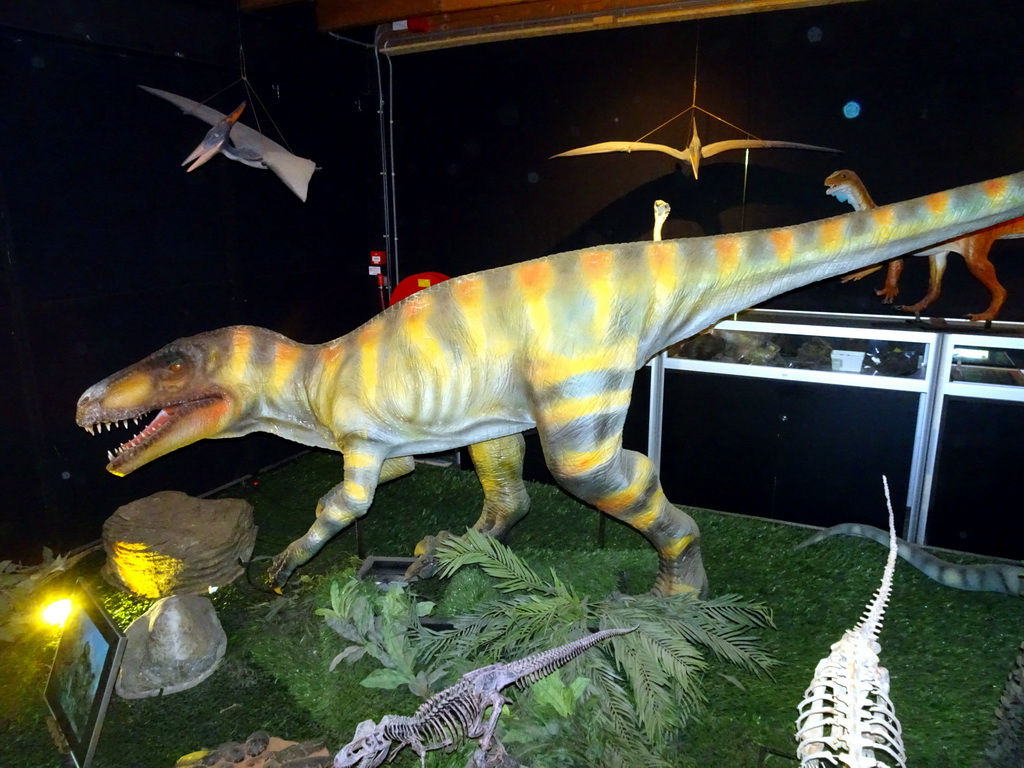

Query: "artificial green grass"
left=1, top=453, right=1020, bottom=767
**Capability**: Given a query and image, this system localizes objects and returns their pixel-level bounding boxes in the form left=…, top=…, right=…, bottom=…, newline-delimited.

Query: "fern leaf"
left=434, top=530, right=555, bottom=595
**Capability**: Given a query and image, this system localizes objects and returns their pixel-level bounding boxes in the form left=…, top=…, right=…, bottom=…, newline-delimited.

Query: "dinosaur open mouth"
left=80, top=397, right=220, bottom=471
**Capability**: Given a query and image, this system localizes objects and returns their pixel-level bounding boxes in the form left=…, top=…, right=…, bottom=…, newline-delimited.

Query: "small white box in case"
left=831, top=350, right=865, bottom=372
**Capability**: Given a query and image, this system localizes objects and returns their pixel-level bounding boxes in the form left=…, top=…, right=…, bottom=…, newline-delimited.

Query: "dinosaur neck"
left=223, top=327, right=337, bottom=449
left=842, top=180, right=877, bottom=211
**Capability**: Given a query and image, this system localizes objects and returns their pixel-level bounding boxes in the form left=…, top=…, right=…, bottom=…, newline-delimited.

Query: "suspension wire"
left=168, top=2, right=296, bottom=161
left=386, top=51, right=399, bottom=294
left=633, top=25, right=759, bottom=145
left=373, top=30, right=396, bottom=301
left=692, top=31, right=699, bottom=107
left=741, top=147, right=750, bottom=229
left=234, top=10, right=297, bottom=156
left=234, top=4, right=266, bottom=151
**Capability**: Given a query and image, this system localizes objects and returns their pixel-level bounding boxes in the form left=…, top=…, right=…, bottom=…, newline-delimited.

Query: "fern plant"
left=418, top=530, right=777, bottom=761
left=318, top=532, right=776, bottom=766
left=316, top=577, right=447, bottom=698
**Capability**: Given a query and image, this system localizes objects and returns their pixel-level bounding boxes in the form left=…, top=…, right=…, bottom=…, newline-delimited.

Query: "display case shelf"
left=646, top=309, right=1024, bottom=548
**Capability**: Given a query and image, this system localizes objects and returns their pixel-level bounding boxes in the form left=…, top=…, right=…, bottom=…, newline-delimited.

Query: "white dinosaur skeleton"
left=795, top=477, right=907, bottom=768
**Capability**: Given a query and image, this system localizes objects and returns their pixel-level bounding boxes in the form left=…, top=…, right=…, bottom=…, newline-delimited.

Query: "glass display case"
left=646, top=309, right=1024, bottom=549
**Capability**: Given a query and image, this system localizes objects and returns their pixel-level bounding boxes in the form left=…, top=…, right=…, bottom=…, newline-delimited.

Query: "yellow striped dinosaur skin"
left=76, top=170, right=1024, bottom=596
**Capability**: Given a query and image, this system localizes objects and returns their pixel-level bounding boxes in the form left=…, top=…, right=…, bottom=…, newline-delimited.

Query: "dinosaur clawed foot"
left=967, top=311, right=997, bottom=322
left=468, top=739, right=521, bottom=768
left=651, top=550, right=710, bottom=599
left=404, top=530, right=457, bottom=581
left=266, top=551, right=295, bottom=594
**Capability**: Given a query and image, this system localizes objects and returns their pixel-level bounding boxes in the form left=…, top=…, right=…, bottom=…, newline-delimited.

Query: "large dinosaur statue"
left=332, top=626, right=634, bottom=768
left=826, top=168, right=1024, bottom=321
left=76, top=170, right=1024, bottom=595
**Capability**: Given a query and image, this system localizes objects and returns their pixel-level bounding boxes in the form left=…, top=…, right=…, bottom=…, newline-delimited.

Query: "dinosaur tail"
left=511, top=626, right=638, bottom=688
left=797, top=523, right=1023, bottom=596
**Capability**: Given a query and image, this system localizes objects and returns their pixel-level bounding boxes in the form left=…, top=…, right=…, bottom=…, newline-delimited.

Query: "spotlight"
left=843, top=100, right=861, bottom=119
left=42, top=598, right=72, bottom=627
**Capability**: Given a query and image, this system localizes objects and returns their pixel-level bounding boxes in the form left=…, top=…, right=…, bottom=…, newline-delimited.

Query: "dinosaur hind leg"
left=961, top=237, right=1006, bottom=321
left=467, top=433, right=531, bottom=538
left=898, top=252, right=947, bottom=314
left=536, top=408, right=708, bottom=597
left=408, top=434, right=530, bottom=580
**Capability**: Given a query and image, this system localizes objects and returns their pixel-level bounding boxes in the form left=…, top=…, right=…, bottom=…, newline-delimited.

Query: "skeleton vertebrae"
left=795, top=477, right=907, bottom=768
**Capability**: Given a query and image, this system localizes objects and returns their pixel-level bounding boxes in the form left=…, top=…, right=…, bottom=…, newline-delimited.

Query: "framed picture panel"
left=44, top=581, right=126, bottom=768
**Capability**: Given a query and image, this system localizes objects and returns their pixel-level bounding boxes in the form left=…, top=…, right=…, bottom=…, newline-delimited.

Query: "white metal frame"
left=909, top=332, right=1024, bottom=542
left=647, top=309, right=1024, bottom=544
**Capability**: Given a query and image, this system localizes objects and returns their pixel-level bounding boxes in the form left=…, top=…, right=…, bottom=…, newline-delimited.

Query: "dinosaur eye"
left=164, top=354, right=185, bottom=374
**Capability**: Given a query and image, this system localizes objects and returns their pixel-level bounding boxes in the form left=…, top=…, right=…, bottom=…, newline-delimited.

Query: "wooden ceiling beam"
left=369, top=0, right=866, bottom=54
left=315, top=0, right=540, bottom=30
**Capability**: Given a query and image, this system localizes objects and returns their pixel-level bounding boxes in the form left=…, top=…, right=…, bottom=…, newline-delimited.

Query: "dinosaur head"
left=76, top=327, right=255, bottom=476
left=333, top=720, right=391, bottom=768
left=182, top=101, right=247, bottom=172
left=824, top=169, right=862, bottom=205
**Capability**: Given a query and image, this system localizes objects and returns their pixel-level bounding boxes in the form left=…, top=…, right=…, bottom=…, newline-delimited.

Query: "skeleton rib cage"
left=795, top=478, right=907, bottom=768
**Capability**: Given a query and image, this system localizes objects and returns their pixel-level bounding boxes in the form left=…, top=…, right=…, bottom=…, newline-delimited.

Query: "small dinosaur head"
left=824, top=169, right=862, bottom=204
left=75, top=327, right=258, bottom=476
left=333, top=720, right=391, bottom=768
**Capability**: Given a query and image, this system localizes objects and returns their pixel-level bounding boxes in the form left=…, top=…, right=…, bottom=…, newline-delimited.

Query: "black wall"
left=1, top=2, right=381, bottom=561
left=386, top=0, right=1024, bottom=319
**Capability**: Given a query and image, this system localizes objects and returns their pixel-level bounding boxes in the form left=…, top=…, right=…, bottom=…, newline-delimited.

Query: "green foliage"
left=417, top=529, right=777, bottom=764
left=530, top=674, right=590, bottom=719
left=317, top=577, right=446, bottom=699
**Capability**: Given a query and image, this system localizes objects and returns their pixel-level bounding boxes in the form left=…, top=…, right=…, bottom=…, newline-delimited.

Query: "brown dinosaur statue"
left=827, top=168, right=1024, bottom=321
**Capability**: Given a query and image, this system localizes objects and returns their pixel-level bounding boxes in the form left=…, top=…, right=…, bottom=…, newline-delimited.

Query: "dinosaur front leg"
left=877, top=259, right=904, bottom=303
left=268, top=449, right=385, bottom=592
left=478, top=693, right=511, bottom=752
left=536, top=404, right=708, bottom=597
left=407, top=434, right=530, bottom=580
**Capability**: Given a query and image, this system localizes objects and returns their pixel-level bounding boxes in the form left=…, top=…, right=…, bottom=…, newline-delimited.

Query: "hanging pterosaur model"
left=140, top=85, right=316, bottom=201
left=553, top=115, right=839, bottom=179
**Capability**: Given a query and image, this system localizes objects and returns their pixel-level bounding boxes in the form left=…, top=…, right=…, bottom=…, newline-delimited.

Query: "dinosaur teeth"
left=115, top=409, right=172, bottom=454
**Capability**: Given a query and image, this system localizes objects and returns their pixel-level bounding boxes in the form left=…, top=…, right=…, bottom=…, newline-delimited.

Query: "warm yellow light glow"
left=42, top=598, right=72, bottom=627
